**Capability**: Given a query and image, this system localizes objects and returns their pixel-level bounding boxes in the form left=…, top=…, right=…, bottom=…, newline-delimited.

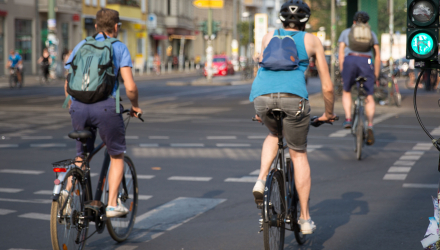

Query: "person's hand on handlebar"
left=130, top=106, right=143, bottom=119
left=316, top=113, right=337, bottom=123
left=253, top=114, right=262, bottom=123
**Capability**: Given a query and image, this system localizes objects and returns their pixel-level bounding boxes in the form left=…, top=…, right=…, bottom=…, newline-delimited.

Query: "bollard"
left=146, top=61, right=150, bottom=75
left=161, top=62, right=165, bottom=75
left=168, top=62, right=172, bottom=74
left=185, top=61, right=189, bottom=73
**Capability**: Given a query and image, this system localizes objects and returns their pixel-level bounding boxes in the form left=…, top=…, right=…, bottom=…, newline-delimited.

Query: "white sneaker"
left=252, top=179, right=265, bottom=204
left=106, top=198, right=129, bottom=218
left=59, top=190, right=71, bottom=215
left=298, top=218, right=316, bottom=234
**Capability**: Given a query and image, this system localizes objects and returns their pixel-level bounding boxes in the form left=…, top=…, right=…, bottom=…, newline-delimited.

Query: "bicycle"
left=9, top=66, right=23, bottom=88
left=50, top=109, right=144, bottom=250
left=254, top=110, right=337, bottom=250
left=376, top=67, right=401, bottom=107
left=242, top=63, right=253, bottom=80
left=351, top=76, right=368, bottom=160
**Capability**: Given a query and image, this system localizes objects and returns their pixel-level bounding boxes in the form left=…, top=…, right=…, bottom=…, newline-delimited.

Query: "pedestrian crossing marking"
left=21, top=136, right=53, bottom=140
left=115, top=246, right=138, bottom=250
left=139, top=143, right=159, bottom=147
left=403, top=183, right=438, bottom=188
left=399, top=155, right=421, bottom=161
left=148, top=136, right=169, bottom=140
left=329, top=130, right=351, bottom=137
left=0, top=188, right=23, bottom=193
left=0, top=198, right=51, bottom=204
left=393, top=161, right=416, bottom=166
left=207, top=136, right=237, bottom=140
left=249, top=169, right=260, bottom=175
left=34, top=190, right=53, bottom=195
left=168, top=176, right=212, bottom=181
left=0, top=169, right=44, bottom=175
left=18, top=213, right=50, bottom=221
left=0, top=208, right=16, bottom=215
left=170, top=143, right=205, bottom=147
left=216, top=143, right=250, bottom=147
left=224, top=176, right=258, bottom=183
left=0, top=144, right=19, bottom=148
left=248, top=135, right=266, bottom=139
left=388, top=167, right=411, bottom=173
left=138, top=195, right=152, bottom=200
left=30, top=143, right=66, bottom=148
left=383, top=174, right=407, bottom=180
left=125, top=136, right=139, bottom=140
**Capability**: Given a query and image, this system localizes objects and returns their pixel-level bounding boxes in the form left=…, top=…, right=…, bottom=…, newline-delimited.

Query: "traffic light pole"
left=330, top=0, right=336, bottom=84
left=389, top=0, right=394, bottom=77
left=206, top=8, right=213, bottom=82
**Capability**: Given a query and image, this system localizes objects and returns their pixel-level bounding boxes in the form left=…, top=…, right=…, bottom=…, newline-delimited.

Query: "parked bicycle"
left=50, top=109, right=143, bottom=250
left=375, top=66, right=401, bottom=107
left=242, top=63, right=253, bottom=80
left=253, top=110, right=337, bottom=249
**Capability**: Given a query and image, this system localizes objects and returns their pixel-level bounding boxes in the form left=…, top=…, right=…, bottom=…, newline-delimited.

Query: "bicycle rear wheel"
left=263, top=170, right=285, bottom=250
left=50, top=169, right=90, bottom=250
left=356, top=120, right=364, bottom=160
left=287, top=159, right=306, bottom=245
left=103, top=156, right=138, bottom=242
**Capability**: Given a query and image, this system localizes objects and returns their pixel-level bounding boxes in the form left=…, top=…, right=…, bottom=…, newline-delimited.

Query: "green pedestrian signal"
left=406, top=0, right=439, bottom=61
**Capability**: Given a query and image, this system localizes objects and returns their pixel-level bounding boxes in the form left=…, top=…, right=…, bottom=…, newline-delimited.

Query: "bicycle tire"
left=263, top=170, right=285, bottom=250
left=50, top=168, right=90, bottom=250
left=356, top=119, right=363, bottom=160
left=9, top=75, right=15, bottom=88
left=104, top=156, right=138, bottom=242
left=287, top=159, right=306, bottom=245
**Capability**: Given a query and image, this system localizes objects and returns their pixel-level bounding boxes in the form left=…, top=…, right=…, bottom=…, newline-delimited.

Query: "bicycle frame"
left=352, top=81, right=366, bottom=134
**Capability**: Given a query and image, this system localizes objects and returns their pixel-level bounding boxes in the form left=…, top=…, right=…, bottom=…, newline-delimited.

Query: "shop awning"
left=152, top=34, right=168, bottom=40
left=0, top=10, right=7, bottom=17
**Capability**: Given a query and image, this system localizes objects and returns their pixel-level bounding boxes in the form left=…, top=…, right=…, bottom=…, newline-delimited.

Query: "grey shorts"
left=254, top=94, right=311, bottom=151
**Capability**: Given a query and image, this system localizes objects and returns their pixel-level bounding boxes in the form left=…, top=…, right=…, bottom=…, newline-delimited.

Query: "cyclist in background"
left=38, top=48, right=52, bottom=82
left=7, top=49, right=23, bottom=85
left=338, top=11, right=380, bottom=145
left=250, top=0, right=336, bottom=234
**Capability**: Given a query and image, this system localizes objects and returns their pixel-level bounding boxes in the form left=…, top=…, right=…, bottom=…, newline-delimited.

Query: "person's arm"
left=120, top=67, right=142, bottom=117
left=372, top=44, right=381, bottom=80
left=38, top=56, right=42, bottom=64
left=338, top=42, right=345, bottom=72
left=49, top=57, right=52, bottom=65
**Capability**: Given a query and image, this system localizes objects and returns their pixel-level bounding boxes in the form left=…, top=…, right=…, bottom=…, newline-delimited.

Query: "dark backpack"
left=348, top=22, right=374, bottom=52
left=63, top=34, right=121, bottom=113
left=259, top=29, right=300, bottom=71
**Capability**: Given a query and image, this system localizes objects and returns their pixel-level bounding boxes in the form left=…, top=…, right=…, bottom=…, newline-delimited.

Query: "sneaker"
left=252, top=179, right=265, bottom=204
left=106, top=198, right=129, bottom=218
left=59, top=190, right=71, bottom=215
left=366, top=126, right=375, bottom=146
left=298, top=218, right=316, bottom=234
left=343, top=120, right=352, bottom=129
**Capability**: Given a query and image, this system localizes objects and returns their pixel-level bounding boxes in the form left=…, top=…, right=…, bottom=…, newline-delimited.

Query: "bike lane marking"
left=0, top=188, right=23, bottom=193
left=0, top=169, right=44, bottom=175
left=0, top=144, right=19, bottom=148
left=18, top=213, right=50, bottom=221
left=0, top=208, right=16, bottom=215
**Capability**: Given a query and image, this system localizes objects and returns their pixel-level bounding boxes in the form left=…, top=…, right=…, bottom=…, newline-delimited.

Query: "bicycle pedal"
left=258, top=226, right=264, bottom=233
left=256, top=202, right=263, bottom=209
left=84, top=200, right=105, bottom=213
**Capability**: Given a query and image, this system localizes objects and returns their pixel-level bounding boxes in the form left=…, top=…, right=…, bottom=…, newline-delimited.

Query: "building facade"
left=82, top=0, right=148, bottom=71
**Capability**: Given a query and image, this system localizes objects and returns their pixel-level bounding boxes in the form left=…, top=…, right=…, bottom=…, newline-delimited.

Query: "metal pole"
left=389, top=0, right=394, bottom=77
left=35, top=0, right=40, bottom=75
left=206, top=8, right=213, bottom=81
left=330, top=0, right=336, bottom=84
left=48, top=0, right=57, bottom=78
left=232, top=0, right=237, bottom=40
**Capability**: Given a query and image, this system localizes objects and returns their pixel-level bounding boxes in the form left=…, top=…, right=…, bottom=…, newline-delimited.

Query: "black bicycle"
left=254, top=110, right=337, bottom=250
left=351, top=76, right=368, bottom=160
left=50, top=109, right=143, bottom=250
left=9, top=67, right=23, bottom=88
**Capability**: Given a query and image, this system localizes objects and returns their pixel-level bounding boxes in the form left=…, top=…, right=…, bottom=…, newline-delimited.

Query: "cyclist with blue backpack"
left=63, top=8, right=142, bottom=218
left=250, top=0, right=336, bottom=234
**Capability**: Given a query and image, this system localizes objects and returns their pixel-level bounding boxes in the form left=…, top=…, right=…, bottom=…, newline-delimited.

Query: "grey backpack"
left=348, top=22, right=374, bottom=52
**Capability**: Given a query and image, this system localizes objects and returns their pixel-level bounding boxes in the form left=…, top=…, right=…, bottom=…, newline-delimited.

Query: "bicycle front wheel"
left=50, top=169, right=90, bottom=250
left=103, top=156, right=138, bottom=242
left=263, top=170, right=285, bottom=250
left=356, top=121, right=364, bottom=160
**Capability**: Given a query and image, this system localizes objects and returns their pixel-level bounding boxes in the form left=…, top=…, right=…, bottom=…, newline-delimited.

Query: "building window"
left=15, top=19, right=32, bottom=61
left=100, top=0, right=106, bottom=7
left=62, top=23, right=69, bottom=51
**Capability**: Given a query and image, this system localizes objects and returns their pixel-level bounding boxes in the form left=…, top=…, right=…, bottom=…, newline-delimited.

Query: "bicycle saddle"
left=355, top=76, right=367, bottom=82
left=267, top=109, right=287, bottom=119
left=68, top=130, right=93, bottom=140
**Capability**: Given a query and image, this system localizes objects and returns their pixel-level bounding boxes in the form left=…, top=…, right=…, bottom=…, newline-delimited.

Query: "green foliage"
left=237, top=21, right=254, bottom=47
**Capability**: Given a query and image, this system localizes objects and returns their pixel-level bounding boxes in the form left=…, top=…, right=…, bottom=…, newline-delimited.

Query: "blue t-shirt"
left=249, top=30, right=310, bottom=101
left=9, top=54, right=22, bottom=67
left=338, top=28, right=379, bottom=57
left=65, top=33, right=133, bottom=97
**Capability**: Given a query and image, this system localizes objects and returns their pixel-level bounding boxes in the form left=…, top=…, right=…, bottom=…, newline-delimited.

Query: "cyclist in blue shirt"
left=7, top=49, right=23, bottom=85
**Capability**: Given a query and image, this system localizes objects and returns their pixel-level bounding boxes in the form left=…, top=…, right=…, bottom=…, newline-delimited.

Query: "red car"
left=204, top=56, right=235, bottom=76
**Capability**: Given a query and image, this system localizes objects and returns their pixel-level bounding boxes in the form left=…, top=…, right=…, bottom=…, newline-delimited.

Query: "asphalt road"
left=1, top=75, right=440, bottom=250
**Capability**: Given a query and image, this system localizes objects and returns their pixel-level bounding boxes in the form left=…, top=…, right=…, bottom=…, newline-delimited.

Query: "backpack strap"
left=277, top=29, right=281, bottom=36
left=115, top=68, right=121, bottom=113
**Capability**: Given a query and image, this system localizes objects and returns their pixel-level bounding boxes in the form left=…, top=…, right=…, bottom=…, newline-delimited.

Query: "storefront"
left=15, top=19, right=32, bottom=72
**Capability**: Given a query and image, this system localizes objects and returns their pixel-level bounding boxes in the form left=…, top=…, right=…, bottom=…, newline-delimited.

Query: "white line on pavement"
left=374, top=113, right=398, bottom=124
left=30, top=143, right=66, bottom=148
left=247, top=135, right=267, bottom=139
left=225, top=176, right=258, bottom=183
left=168, top=176, right=212, bottom=182
left=0, top=169, right=44, bottom=175
left=329, top=130, right=351, bottom=137
left=21, top=136, right=53, bottom=140
left=138, top=195, right=153, bottom=200
left=8, top=249, right=37, bottom=250
left=216, top=143, right=251, bottom=147
left=0, top=209, right=16, bottom=215
left=403, top=183, right=438, bottom=188
left=135, top=175, right=155, bottom=179
left=0, top=188, right=23, bottom=193
left=18, top=213, right=51, bottom=221
left=239, top=100, right=251, bottom=105
left=148, top=136, right=169, bottom=140
left=249, top=170, right=260, bottom=175
left=383, top=174, right=407, bottom=180
left=207, top=136, right=237, bottom=140
left=170, top=143, right=204, bottom=147
left=388, top=167, right=411, bottom=173
left=393, top=161, right=416, bottom=166
left=405, top=151, right=425, bottom=155
left=0, top=144, right=19, bottom=148
left=125, top=136, right=139, bottom=140
left=90, top=173, right=99, bottom=177
left=0, top=198, right=51, bottom=204
left=34, top=190, right=53, bottom=195
left=399, top=155, right=421, bottom=161
left=139, top=143, right=159, bottom=148
left=115, top=246, right=138, bottom=250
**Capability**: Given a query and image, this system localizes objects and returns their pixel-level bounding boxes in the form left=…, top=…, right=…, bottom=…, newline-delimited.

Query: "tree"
left=237, top=21, right=254, bottom=47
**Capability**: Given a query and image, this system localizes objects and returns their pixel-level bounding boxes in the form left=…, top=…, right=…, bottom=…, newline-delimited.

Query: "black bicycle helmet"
left=353, top=11, right=370, bottom=23
left=279, top=0, right=311, bottom=26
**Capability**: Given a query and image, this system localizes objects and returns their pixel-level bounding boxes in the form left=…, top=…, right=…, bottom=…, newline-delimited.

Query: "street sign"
left=148, top=13, right=157, bottom=30
left=193, top=0, right=224, bottom=9
left=254, top=13, right=268, bottom=55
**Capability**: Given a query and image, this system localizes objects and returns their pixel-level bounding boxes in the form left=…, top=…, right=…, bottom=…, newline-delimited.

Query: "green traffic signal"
left=411, top=33, right=434, bottom=55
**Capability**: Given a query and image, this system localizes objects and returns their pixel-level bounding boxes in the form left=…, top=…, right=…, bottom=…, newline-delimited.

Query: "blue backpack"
left=259, top=29, right=300, bottom=71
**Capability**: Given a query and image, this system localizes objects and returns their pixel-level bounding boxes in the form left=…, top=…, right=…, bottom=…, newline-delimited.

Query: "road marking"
left=133, top=148, right=261, bottom=160
left=115, top=246, right=138, bottom=250
left=403, top=183, right=438, bottom=188
left=207, top=136, right=237, bottom=140
left=248, top=135, right=267, bottom=139
left=168, top=176, right=212, bottom=182
left=0, top=144, right=19, bottom=148
left=170, top=143, right=205, bottom=147
left=405, top=151, right=425, bottom=155
left=374, top=113, right=398, bottom=124
left=136, top=175, right=155, bottom=179
left=139, top=143, right=159, bottom=147
left=21, top=136, right=53, bottom=140
left=0, top=209, right=16, bottom=215
left=34, top=190, right=53, bottom=195
left=125, top=136, right=139, bottom=140
left=90, top=172, right=98, bottom=177
left=148, top=136, right=169, bottom=140
left=0, top=198, right=51, bottom=204
left=393, top=161, right=416, bottom=166
left=0, top=188, right=23, bottom=193
left=413, top=143, right=432, bottom=151
left=225, top=176, right=258, bottom=183
left=8, top=248, right=37, bottom=250
left=383, top=174, right=407, bottom=180
left=399, top=155, right=421, bottom=161
left=388, top=167, right=411, bottom=173
left=18, top=213, right=51, bottom=221
left=239, top=100, right=251, bottom=105
left=431, top=126, right=440, bottom=136
left=30, top=143, right=66, bottom=148
left=309, top=145, right=323, bottom=149
left=138, top=195, right=152, bottom=200
left=216, top=143, right=251, bottom=147
left=249, top=169, right=260, bottom=175
left=329, top=130, right=351, bottom=137
left=0, top=169, right=44, bottom=175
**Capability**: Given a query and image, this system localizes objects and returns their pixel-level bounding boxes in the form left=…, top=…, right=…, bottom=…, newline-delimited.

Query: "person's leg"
left=365, top=95, right=375, bottom=126
left=256, top=133, right=279, bottom=181
left=342, top=90, right=352, bottom=119
left=107, top=153, right=124, bottom=207
left=341, top=56, right=356, bottom=125
left=289, top=149, right=311, bottom=220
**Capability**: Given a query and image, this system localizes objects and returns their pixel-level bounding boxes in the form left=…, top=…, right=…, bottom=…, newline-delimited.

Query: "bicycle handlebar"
left=122, top=109, right=144, bottom=122
left=310, top=116, right=339, bottom=127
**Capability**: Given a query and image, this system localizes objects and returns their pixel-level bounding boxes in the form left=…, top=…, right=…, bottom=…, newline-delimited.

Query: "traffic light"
left=407, top=0, right=439, bottom=61
left=199, top=20, right=221, bottom=39
left=200, top=21, right=208, bottom=36
left=212, top=21, right=221, bottom=38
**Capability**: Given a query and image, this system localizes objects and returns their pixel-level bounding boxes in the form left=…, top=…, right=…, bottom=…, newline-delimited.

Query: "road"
left=0, top=75, right=439, bottom=250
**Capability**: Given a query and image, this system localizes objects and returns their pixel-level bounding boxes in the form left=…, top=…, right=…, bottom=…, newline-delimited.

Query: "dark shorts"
left=70, top=98, right=126, bottom=156
left=254, top=95, right=310, bottom=151
left=342, top=55, right=375, bottom=95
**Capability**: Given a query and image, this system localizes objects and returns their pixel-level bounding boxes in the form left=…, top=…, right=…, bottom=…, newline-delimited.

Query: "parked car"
left=204, top=56, right=235, bottom=76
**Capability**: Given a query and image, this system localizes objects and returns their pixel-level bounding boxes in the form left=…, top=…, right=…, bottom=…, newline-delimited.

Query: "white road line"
left=405, top=151, right=425, bottom=155
left=374, top=113, right=398, bottom=124
left=0, top=198, right=51, bottom=204
left=0, top=188, right=23, bottom=193
left=0, top=144, right=19, bottom=148
left=115, top=246, right=138, bottom=250
left=125, top=136, right=139, bottom=140
left=8, top=249, right=37, bottom=250
left=413, top=146, right=432, bottom=151
left=239, top=100, right=251, bottom=105
left=18, top=213, right=51, bottom=221
left=138, top=195, right=152, bottom=200
left=403, top=183, right=438, bottom=188
left=308, top=145, right=323, bottom=149
left=139, top=143, right=159, bottom=147
left=216, top=143, right=251, bottom=147
left=21, top=136, right=53, bottom=140
left=30, top=143, right=66, bottom=148
left=135, top=175, right=155, bottom=179
left=431, top=126, right=440, bottom=136
left=207, top=136, right=237, bottom=140
left=249, top=169, right=260, bottom=175
left=393, top=161, right=416, bottom=166
left=170, top=143, right=205, bottom=147
left=90, top=173, right=99, bottom=177
left=34, top=190, right=53, bottom=195
left=248, top=135, right=267, bottom=139
left=0, top=209, right=16, bottom=215
left=399, top=155, right=421, bottom=161
left=329, top=130, right=351, bottom=137
left=225, top=176, right=258, bottom=183
left=388, top=167, right=411, bottom=173
left=0, top=169, right=44, bottom=175
left=383, top=174, right=407, bottom=180
left=168, top=176, right=212, bottom=182
left=148, top=136, right=169, bottom=140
